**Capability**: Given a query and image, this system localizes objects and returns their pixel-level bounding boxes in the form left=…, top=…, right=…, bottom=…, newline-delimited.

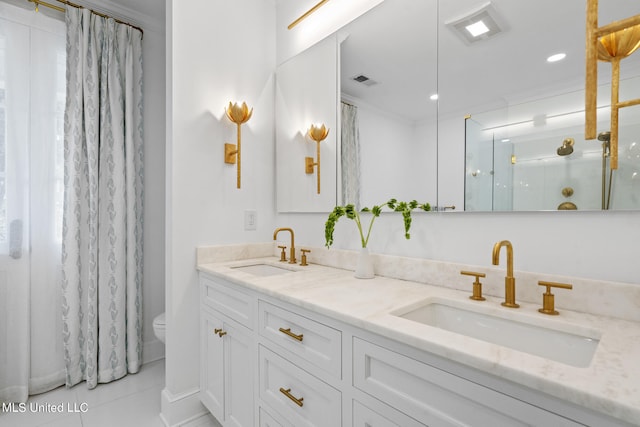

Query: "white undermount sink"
left=230, top=263, right=296, bottom=277
left=392, top=298, right=600, bottom=368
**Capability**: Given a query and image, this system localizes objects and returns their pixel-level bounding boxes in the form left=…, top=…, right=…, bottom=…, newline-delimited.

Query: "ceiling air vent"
left=352, top=74, right=378, bottom=86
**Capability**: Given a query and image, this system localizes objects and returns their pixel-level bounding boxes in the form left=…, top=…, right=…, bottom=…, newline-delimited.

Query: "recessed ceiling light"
left=445, top=2, right=507, bottom=45
left=430, top=94, right=439, bottom=101
left=547, top=53, right=567, bottom=63
left=466, top=20, right=490, bottom=37
left=501, top=138, right=511, bottom=142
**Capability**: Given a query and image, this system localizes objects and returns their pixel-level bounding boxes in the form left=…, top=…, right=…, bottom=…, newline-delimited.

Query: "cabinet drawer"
left=201, top=276, right=254, bottom=329
left=353, top=338, right=582, bottom=427
left=259, top=406, right=290, bottom=427
left=258, top=300, right=341, bottom=378
left=259, top=345, right=341, bottom=427
left=353, top=399, right=425, bottom=427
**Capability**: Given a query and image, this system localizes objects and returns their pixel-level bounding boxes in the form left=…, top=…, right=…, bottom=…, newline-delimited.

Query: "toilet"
left=153, top=312, right=166, bottom=344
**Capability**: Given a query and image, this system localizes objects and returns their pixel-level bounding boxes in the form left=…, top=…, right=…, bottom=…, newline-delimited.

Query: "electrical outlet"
left=244, top=210, right=257, bottom=231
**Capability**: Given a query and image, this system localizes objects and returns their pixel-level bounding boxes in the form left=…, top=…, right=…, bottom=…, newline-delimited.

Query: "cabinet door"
left=223, top=318, right=254, bottom=427
left=201, top=308, right=254, bottom=427
left=201, top=310, right=225, bottom=421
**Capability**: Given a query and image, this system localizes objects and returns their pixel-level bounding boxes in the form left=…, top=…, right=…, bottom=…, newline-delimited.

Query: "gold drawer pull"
left=279, top=387, right=304, bottom=407
left=279, top=327, right=303, bottom=342
left=214, top=328, right=227, bottom=337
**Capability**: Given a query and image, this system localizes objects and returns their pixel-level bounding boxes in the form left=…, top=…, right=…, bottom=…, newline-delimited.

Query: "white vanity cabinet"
left=199, top=271, right=633, bottom=427
left=200, top=276, right=255, bottom=427
left=257, top=300, right=342, bottom=427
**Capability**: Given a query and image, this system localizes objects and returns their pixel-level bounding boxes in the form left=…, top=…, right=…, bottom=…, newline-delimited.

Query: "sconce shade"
left=597, top=24, right=640, bottom=61
left=225, top=101, right=253, bottom=125
left=309, top=124, right=329, bottom=142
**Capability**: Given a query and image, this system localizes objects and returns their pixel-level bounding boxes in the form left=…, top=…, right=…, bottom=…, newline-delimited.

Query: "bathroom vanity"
left=197, top=244, right=640, bottom=427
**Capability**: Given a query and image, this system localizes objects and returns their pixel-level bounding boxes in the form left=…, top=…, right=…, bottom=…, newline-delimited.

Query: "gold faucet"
left=492, top=240, right=519, bottom=308
left=273, top=227, right=296, bottom=264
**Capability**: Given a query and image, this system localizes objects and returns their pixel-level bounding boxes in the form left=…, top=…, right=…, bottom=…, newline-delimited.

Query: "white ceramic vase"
left=354, top=247, right=375, bottom=279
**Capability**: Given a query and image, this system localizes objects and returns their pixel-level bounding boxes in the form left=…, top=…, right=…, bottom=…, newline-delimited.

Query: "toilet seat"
left=153, top=312, right=166, bottom=344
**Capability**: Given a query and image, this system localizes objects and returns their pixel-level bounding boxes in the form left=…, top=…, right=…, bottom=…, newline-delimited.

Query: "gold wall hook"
left=224, top=102, right=253, bottom=189
left=305, top=124, right=329, bottom=194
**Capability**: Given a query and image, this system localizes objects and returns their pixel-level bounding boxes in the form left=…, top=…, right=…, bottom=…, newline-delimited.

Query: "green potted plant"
left=325, top=199, right=431, bottom=278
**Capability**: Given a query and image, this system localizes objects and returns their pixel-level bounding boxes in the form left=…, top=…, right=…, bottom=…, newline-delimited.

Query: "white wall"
left=165, top=0, right=276, bottom=422
left=140, top=14, right=167, bottom=365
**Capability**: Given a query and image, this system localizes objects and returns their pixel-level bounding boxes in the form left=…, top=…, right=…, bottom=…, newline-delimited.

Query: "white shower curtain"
left=0, top=2, right=67, bottom=403
left=61, top=8, right=144, bottom=389
left=341, top=102, right=361, bottom=207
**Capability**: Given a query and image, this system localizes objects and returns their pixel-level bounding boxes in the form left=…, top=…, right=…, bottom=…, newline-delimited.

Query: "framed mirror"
left=437, top=0, right=640, bottom=211
left=276, top=0, right=640, bottom=212
left=275, top=0, right=438, bottom=212
left=276, top=35, right=339, bottom=212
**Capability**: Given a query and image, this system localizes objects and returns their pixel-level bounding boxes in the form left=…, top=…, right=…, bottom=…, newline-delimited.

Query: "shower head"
left=557, top=137, right=575, bottom=156
left=598, top=131, right=611, bottom=142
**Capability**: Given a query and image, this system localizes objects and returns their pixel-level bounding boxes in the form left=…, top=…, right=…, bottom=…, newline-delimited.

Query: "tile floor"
left=0, top=360, right=218, bottom=427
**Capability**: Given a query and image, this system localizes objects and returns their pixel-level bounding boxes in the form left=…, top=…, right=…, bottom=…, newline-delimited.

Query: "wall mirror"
left=437, top=0, right=640, bottom=211
left=338, top=0, right=438, bottom=209
left=275, top=0, right=438, bottom=212
left=276, top=0, right=640, bottom=212
left=276, top=35, right=339, bottom=213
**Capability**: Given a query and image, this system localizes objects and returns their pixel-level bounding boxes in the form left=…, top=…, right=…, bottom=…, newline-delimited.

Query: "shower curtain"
left=61, top=8, right=144, bottom=389
left=341, top=102, right=361, bottom=207
left=0, top=3, right=67, bottom=403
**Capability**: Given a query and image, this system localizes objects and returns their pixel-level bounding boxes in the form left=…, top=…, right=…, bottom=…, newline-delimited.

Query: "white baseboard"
left=160, top=387, right=209, bottom=427
left=143, top=338, right=166, bottom=364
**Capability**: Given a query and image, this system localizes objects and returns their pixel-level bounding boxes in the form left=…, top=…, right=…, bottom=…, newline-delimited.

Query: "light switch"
left=244, top=210, right=257, bottom=231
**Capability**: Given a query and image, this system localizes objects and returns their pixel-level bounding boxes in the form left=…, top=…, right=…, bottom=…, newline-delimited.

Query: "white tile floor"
left=0, top=359, right=218, bottom=427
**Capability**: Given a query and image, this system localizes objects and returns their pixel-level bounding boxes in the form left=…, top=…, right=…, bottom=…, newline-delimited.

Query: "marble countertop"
left=197, top=255, right=640, bottom=425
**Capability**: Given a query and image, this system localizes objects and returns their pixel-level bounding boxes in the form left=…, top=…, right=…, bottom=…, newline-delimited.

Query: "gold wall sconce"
left=305, top=124, right=329, bottom=194
left=585, top=1, right=640, bottom=170
left=224, top=102, right=253, bottom=189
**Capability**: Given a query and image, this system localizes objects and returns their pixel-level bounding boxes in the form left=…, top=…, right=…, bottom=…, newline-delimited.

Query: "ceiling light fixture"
left=288, top=0, right=331, bottom=30
left=446, top=2, right=506, bottom=45
left=466, top=21, right=490, bottom=37
left=547, top=53, right=567, bottom=62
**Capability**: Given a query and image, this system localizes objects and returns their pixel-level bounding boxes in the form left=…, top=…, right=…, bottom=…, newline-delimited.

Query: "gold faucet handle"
left=460, top=270, right=486, bottom=301
left=300, top=249, right=311, bottom=266
left=537, top=281, right=573, bottom=315
left=277, top=245, right=287, bottom=262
